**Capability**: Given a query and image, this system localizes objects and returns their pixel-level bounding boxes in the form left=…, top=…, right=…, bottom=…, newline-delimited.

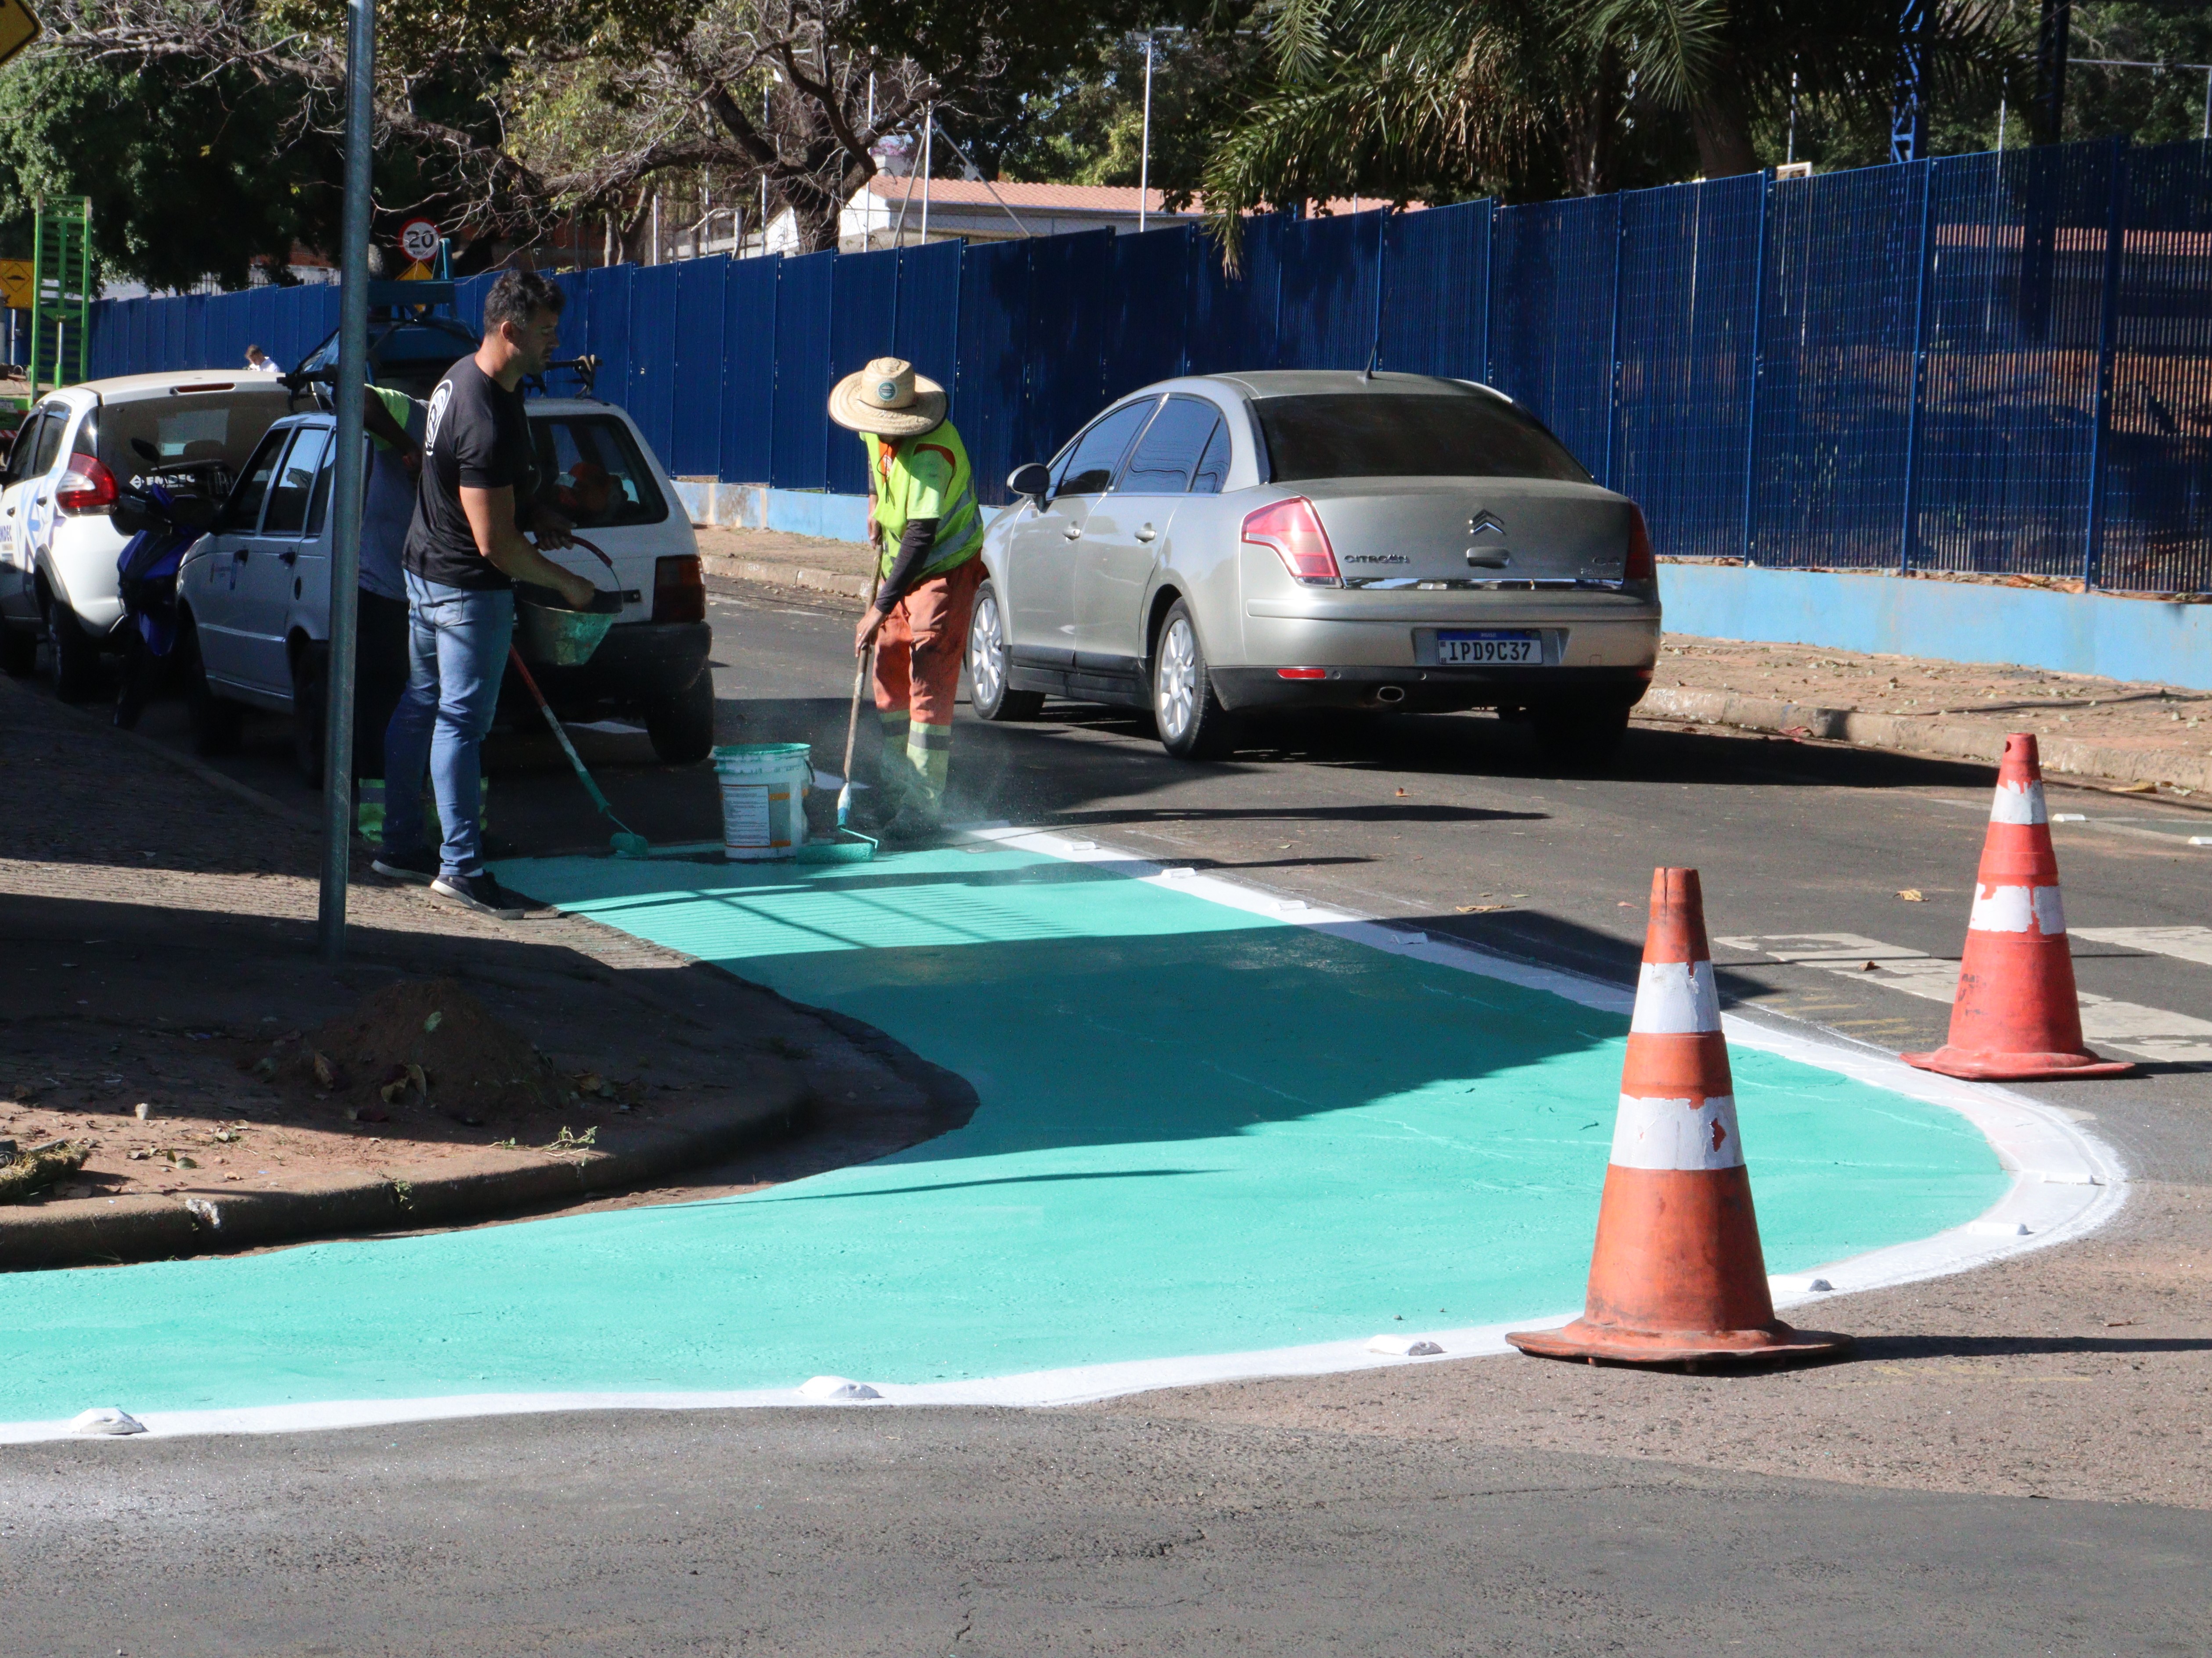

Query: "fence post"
left=2083, top=136, right=2129, bottom=591
left=1481, top=198, right=1498, bottom=384
left=1605, top=191, right=1626, bottom=491
left=1740, top=169, right=1773, bottom=566
left=1898, top=158, right=1938, bottom=576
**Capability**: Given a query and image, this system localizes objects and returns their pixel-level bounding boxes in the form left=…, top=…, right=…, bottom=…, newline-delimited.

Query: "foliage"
left=984, top=28, right=1272, bottom=205
left=0, top=47, right=339, bottom=289
left=1196, top=0, right=2029, bottom=245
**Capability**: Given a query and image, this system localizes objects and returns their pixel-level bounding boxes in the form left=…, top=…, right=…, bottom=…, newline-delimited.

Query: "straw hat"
left=828, top=356, right=947, bottom=437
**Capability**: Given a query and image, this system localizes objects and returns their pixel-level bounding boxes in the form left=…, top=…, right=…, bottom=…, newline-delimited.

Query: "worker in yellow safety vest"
left=827, top=357, right=986, bottom=839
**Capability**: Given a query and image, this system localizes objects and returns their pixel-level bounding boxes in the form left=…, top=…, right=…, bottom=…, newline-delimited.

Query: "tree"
left=25, top=0, right=1158, bottom=271
left=1198, top=0, right=2024, bottom=237
left=0, top=46, right=342, bottom=290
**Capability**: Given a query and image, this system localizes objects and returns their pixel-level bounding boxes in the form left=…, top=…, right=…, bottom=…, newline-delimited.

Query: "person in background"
left=352, top=384, right=425, bottom=822
left=243, top=344, right=279, bottom=375
left=372, top=268, right=593, bottom=919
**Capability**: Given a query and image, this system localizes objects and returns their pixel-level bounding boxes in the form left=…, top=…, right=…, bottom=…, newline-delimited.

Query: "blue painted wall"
left=1659, top=562, right=2212, bottom=691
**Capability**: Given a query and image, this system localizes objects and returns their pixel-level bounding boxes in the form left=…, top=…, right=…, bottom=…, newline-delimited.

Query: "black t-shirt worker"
left=372, top=269, right=595, bottom=919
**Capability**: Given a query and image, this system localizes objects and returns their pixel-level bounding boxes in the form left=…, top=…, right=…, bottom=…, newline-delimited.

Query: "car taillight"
left=1242, top=496, right=1341, bottom=586
left=653, top=554, right=705, bottom=623
left=55, top=453, right=118, bottom=513
left=1625, top=504, right=1655, bottom=581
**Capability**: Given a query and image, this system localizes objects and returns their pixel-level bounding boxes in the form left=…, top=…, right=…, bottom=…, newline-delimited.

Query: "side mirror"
left=1007, top=463, right=1052, bottom=501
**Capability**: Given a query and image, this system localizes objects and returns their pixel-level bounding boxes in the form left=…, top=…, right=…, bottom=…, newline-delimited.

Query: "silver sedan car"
left=965, top=370, right=1661, bottom=763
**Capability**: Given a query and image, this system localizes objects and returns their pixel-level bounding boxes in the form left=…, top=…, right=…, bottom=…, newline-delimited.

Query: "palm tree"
left=1201, top=0, right=2021, bottom=237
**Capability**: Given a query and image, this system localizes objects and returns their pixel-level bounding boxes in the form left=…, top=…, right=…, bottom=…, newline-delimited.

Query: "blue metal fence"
left=85, top=134, right=2212, bottom=592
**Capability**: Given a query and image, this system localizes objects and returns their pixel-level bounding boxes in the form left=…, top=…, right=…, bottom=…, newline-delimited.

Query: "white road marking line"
left=2074, top=924, right=2212, bottom=970
left=1723, top=931, right=2212, bottom=1062
left=1713, top=931, right=1961, bottom=1004
left=1923, top=797, right=2212, bottom=846
left=1, top=836, right=2126, bottom=1446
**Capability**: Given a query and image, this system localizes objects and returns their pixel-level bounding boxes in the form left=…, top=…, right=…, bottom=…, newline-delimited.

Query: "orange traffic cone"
left=1903, top=733, right=2134, bottom=1081
left=1509, top=868, right=1850, bottom=1366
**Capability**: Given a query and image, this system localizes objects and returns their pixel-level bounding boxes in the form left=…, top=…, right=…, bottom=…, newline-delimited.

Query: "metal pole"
left=1740, top=169, right=1773, bottom=564
left=318, top=0, right=374, bottom=963
left=1604, top=191, right=1626, bottom=491
left=1139, top=35, right=1155, bottom=233
left=2083, top=138, right=2128, bottom=591
left=920, top=108, right=933, bottom=244
left=1898, top=158, right=1937, bottom=575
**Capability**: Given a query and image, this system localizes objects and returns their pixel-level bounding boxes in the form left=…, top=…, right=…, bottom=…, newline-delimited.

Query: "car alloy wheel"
left=967, top=578, right=1043, bottom=722
left=969, top=585, right=1007, bottom=708
left=1155, top=614, right=1198, bottom=743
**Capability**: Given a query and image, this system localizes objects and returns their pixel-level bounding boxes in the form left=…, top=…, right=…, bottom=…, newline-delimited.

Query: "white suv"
left=0, top=373, right=295, bottom=700
left=177, top=395, right=714, bottom=779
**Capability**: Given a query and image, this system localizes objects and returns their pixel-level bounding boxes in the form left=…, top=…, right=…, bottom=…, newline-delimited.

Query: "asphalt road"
left=16, top=574, right=2211, bottom=1653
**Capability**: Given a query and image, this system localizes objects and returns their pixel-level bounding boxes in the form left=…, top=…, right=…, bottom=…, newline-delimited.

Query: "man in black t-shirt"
left=372, top=269, right=596, bottom=919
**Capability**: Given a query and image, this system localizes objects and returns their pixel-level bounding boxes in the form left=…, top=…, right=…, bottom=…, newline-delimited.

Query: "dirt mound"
left=299, top=978, right=558, bottom=1124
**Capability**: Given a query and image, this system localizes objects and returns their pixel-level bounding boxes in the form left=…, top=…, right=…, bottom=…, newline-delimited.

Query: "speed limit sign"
left=397, top=219, right=441, bottom=265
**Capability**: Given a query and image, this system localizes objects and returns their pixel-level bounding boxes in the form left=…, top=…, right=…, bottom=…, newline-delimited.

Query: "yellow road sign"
left=0, top=259, right=30, bottom=310
left=399, top=258, right=435, bottom=280
left=0, top=0, right=41, bottom=69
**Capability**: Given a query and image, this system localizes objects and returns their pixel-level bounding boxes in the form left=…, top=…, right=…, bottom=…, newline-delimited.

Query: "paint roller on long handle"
left=835, top=563, right=886, bottom=832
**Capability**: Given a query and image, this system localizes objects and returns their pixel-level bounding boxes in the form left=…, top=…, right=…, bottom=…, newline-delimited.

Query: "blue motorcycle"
left=112, top=465, right=216, bottom=729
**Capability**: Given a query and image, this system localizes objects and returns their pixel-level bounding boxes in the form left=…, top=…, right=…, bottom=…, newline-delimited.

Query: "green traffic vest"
left=865, top=421, right=984, bottom=584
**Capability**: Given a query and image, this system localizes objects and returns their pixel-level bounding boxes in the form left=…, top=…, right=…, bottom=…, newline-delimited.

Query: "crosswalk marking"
left=1719, top=931, right=2212, bottom=1063
left=2073, top=925, right=2212, bottom=970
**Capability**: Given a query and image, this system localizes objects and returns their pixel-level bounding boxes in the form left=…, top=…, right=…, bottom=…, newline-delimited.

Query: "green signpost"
left=27, top=194, right=91, bottom=398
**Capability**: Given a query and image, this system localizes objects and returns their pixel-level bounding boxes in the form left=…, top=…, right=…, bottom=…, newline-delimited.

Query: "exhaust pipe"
left=1375, top=685, right=1407, bottom=705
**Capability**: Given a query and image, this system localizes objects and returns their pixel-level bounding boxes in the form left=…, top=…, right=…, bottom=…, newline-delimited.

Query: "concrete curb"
left=0, top=1074, right=811, bottom=1270
left=700, top=552, right=871, bottom=603
left=1639, top=685, right=2212, bottom=794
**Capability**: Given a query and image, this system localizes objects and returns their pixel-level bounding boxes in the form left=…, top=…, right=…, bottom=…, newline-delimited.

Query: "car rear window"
left=1255, top=393, right=1590, bottom=484
left=529, top=414, right=668, bottom=528
left=97, top=388, right=292, bottom=477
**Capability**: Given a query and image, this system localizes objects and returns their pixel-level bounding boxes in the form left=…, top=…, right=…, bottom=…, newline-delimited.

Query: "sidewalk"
left=1645, top=636, right=2212, bottom=796
left=694, top=526, right=2212, bottom=794
left=0, top=676, right=957, bottom=1268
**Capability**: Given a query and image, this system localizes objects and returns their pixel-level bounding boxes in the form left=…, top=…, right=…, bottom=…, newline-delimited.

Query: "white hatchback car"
left=176, top=395, right=713, bottom=780
left=0, top=373, right=295, bottom=699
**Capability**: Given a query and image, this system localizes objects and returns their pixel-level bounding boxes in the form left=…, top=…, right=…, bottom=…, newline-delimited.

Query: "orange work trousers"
left=871, top=554, right=983, bottom=809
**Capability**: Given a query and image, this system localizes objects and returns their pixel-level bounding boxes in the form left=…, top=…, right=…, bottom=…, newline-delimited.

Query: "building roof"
left=857, top=176, right=1416, bottom=220
left=860, top=177, right=1190, bottom=215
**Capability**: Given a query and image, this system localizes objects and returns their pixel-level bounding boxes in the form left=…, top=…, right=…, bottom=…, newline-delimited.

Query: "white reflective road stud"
left=1989, top=779, right=2049, bottom=825
left=1967, top=883, right=2066, bottom=937
left=1629, top=960, right=1721, bottom=1034
left=1608, top=1092, right=1744, bottom=1171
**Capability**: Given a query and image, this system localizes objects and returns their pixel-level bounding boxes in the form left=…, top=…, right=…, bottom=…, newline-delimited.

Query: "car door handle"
left=1135, top=524, right=1157, bottom=543
left=278, top=549, right=299, bottom=567
left=1062, top=525, right=1083, bottom=541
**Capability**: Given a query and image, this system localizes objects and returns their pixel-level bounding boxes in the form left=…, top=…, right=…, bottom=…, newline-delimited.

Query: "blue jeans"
left=381, top=572, right=514, bottom=879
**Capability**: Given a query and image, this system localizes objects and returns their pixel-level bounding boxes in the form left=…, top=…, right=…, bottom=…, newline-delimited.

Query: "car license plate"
left=1435, top=630, right=1541, bottom=666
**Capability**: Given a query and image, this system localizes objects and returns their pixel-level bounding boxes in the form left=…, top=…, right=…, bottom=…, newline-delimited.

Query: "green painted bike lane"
left=0, top=847, right=2005, bottom=1422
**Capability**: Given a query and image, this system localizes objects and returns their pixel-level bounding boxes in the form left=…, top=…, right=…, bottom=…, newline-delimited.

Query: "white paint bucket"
left=712, top=743, right=813, bottom=860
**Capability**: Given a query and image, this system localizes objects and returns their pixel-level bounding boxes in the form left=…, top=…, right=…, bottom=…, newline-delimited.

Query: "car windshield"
left=529, top=414, right=668, bottom=529
left=1255, top=392, right=1590, bottom=484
